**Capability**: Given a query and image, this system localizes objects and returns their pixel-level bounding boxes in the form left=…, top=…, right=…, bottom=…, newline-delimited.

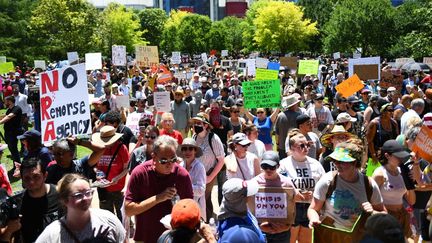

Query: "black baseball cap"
left=260, top=151, right=279, bottom=167
left=381, top=140, right=410, bottom=159
left=296, top=114, right=311, bottom=126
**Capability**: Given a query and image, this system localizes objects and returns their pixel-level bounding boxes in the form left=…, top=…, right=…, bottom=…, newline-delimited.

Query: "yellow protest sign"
left=298, top=60, right=319, bottom=75
left=135, top=46, right=159, bottom=67
left=255, top=68, right=279, bottom=80
left=335, top=74, right=364, bottom=98
left=0, top=62, right=14, bottom=74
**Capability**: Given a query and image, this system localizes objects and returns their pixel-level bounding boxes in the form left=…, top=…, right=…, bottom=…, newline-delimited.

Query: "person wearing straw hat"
left=319, top=125, right=355, bottom=172
left=178, top=138, right=207, bottom=220
left=275, top=94, right=301, bottom=159
left=92, top=125, right=130, bottom=222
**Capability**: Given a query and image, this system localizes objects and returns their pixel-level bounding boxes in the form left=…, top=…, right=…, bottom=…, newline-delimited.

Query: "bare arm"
left=363, top=107, right=372, bottom=126
left=366, top=121, right=378, bottom=162
left=207, top=156, right=224, bottom=183
left=0, top=112, right=16, bottom=125
left=124, top=187, right=177, bottom=217
left=307, top=197, right=325, bottom=228
left=270, top=108, right=280, bottom=123
left=253, top=157, right=261, bottom=176
left=405, top=190, right=416, bottom=206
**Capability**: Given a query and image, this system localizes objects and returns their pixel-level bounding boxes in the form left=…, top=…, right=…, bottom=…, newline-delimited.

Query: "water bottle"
left=209, top=218, right=217, bottom=238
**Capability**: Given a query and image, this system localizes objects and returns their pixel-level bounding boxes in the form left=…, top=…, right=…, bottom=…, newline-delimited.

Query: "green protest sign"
left=243, top=80, right=281, bottom=108
left=298, top=60, right=319, bottom=75
left=256, top=68, right=279, bottom=80
left=0, top=62, right=14, bottom=74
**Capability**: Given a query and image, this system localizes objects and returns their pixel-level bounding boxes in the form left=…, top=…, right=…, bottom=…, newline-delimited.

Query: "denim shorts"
left=293, top=203, right=310, bottom=227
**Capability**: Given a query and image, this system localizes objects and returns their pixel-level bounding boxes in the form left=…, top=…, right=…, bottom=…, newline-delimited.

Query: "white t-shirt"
left=36, top=208, right=126, bottom=243
left=285, top=132, right=322, bottom=160
left=226, top=152, right=258, bottom=180
left=248, top=139, right=266, bottom=159
left=313, top=171, right=383, bottom=230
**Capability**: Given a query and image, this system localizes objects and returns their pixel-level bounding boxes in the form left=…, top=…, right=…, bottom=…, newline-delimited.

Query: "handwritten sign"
left=136, top=45, right=159, bottom=67
left=380, top=68, right=403, bottom=92
left=0, top=62, right=14, bottom=74
left=85, top=53, right=102, bottom=70
left=39, top=63, right=91, bottom=143
left=125, top=112, right=143, bottom=135
left=116, top=95, right=130, bottom=109
left=247, top=187, right=295, bottom=224
left=67, top=52, right=79, bottom=65
left=335, top=74, right=364, bottom=98
left=171, top=51, right=181, bottom=64
left=34, top=60, right=46, bottom=70
left=243, top=80, right=281, bottom=108
left=256, top=68, right=278, bottom=80
left=221, top=50, right=228, bottom=57
left=256, top=58, right=269, bottom=69
left=412, top=126, right=432, bottom=162
left=154, top=91, right=171, bottom=112
left=298, top=60, right=319, bottom=75
left=280, top=57, right=297, bottom=70
left=112, top=45, right=127, bottom=66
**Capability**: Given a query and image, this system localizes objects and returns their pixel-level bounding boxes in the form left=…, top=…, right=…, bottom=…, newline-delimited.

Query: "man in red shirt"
left=159, top=112, right=183, bottom=144
left=124, top=135, right=193, bottom=243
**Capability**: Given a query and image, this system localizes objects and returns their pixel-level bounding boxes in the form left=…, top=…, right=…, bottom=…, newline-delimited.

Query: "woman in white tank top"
left=372, top=140, right=416, bottom=239
left=224, top=133, right=260, bottom=180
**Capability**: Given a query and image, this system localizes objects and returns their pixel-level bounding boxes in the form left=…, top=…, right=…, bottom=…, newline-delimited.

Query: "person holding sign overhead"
left=244, top=107, right=280, bottom=151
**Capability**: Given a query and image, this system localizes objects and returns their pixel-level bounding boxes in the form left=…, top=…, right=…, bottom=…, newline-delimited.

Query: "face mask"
left=194, top=125, right=204, bottom=134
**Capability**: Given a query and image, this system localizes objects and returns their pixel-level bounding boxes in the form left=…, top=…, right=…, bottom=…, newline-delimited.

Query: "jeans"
left=5, top=132, right=20, bottom=164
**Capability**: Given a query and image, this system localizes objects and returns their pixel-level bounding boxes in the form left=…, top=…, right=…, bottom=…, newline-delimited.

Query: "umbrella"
left=401, top=62, right=430, bottom=72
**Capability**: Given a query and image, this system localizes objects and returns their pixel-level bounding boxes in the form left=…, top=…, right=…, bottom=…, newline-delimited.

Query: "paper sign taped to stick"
left=34, top=60, right=46, bottom=70
left=221, top=50, right=228, bottom=57
left=256, top=68, right=278, bottom=80
left=39, top=63, right=92, bottom=143
left=136, top=46, right=159, bottom=67
left=412, top=125, right=432, bottom=162
left=280, top=57, right=297, bottom=70
left=85, top=53, right=102, bottom=70
left=0, top=62, right=14, bottom=74
left=335, top=74, right=364, bottom=98
left=348, top=57, right=380, bottom=80
left=298, top=60, right=319, bottom=75
left=67, top=52, right=79, bottom=65
left=112, top=45, right=127, bottom=66
left=256, top=58, right=269, bottom=69
left=243, top=80, right=281, bottom=109
left=0, top=56, right=6, bottom=64
left=353, top=64, right=379, bottom=80
left=247, top=187, right=295, bottom=224
left=154, top=91, right=171, bottom=112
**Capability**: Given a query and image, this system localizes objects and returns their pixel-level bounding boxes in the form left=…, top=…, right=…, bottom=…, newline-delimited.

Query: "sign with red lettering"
left=412, top=125, right=432, bottom=162
left=247, top=187, right=295, bottom=224
left=39, top=63, right=92, bottom=143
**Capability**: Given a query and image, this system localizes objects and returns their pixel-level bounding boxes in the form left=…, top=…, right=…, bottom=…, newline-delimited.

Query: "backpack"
left=193, top=132, right=216, bottom=176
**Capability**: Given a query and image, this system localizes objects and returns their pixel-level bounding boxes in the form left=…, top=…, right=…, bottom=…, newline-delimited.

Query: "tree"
left=242, top=0, right=273, bottom=53
left=208, top=17, right=244, bottom=54
left=322, top=0, right=396, bottom=56
left=252, top=1, right=318, bottom=53
left=138, top=8, right=168, bottom=46
left=160, top=10, right=192, bottom=53
left=177, top=14, right=212, bottom=54
left=96, top=3, right=146, bottom=55
left=29, top=0, right=99, bottom=61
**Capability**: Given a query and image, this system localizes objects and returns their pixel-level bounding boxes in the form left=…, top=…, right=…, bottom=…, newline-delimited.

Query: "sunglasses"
left=70, top=189, right=94, bottom=201
left=158, top=156, right=178, bottom=164
left=297, top=143, right=310, bottom=149
left=231, top=110, right=240, bottom=113
left=181, top=146, right=196, bottom=152
left=261, top=164, right=277, bottom=171
left=257, top=111, right=264, bottom=114
left=145, top=135, right=157, bottom=139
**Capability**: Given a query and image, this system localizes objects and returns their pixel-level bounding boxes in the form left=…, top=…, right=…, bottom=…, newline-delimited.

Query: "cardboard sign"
left=348, top=57, right=380, bottom=80
left=268, top=62, right=280, bottom=71
left=116, top=95, right=130, bottom=109
left=298, top=60, right=319, bottom=75
left=0, top=62, right=14, bottom=74
left=379, top=68, right=403, bottom=92
left=333, top=52, right=341, bottom=59
left=112, top=45, right=127, bottom=66
left=243, top=80, right=281, bottom=108
left=154, top=91, right=171, bottom=112
left=171, top=52, right=181, bottom=64
left=247, top=187, right=295, bottom=224
left=335, top=74, right=364, bottom=98
left=353, top=64, right=379, bottom=80
left=34, top=60, right=46, bottom=70
left=424, top=57, right=432, bottom=68
left=256, top=58, right=269, bottom=69
left=256, top=68, right=278, bottom=80
left=136, top=45, right=159, bottom=67
left=85, top=53, right=102, bottom=70
left=39, top=63, right=92, bottom=143
left=221, top=50, right=228, bottom=57
left=412, top=125, right=432, bottom=162
left=280, top=57, right=297, bottom=70
left=67, top=52, right=79, bottom=65
left=0, top=56, right=6, bottom=64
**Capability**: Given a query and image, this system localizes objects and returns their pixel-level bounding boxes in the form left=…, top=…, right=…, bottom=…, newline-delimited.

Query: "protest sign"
left=221, top=50, right=228, bottom=57
left=348, top=56, right=380, bottom=80
left=136, top=45, right=159, bottom=67
left=67, top=52, right=79, bottom=65
left=238, top=61, right=247, bottom=69
left=247, top=187, right=295, bottom=224
left=412, top=125, right=432, bottom=162
left=157, top=65, right=173, bottom=84
left=395, top=57, right=415, bottom=67
left=154, top=91, right=171, bottom=112
left=298, top=60, right=319, bottom=75
left=380, top=68, right=403, bottom=92
left=181, top=54, right=190, bottom=64
left=0, top=62, right=14, bottom=74
left=246, top=59, right=256, bottom=76
left=335, top=74, right=364, bottom=98
left=221, top=60, right=231, bottom=68
left=256, top=58, right=269, bottom=69
left=243, top=80, right=281, bottom=108
left=201, top=53, right=208, bottom=64
left=353, top=64, right=379, bottom=80
left=34, top=60, right=46, bottom=70
left=125, top=112, right=143, bottom=135
left=85, top=53, right=102, bottom=70
left=116, top=95, right=130, bottom=109
left=333, top=52, right=341, bottom=59
left=112, top=45, right=127, bottom=66
left=0, top=56, right=6, bottom=64
left=39, top=63, right=91, bottom=143
left=353, top=48, right=362, bottom=59
left=424, top=57, right=432, bottom=68
left=267, top=62, right=280, bottom=71
left=280, top=57, right=297, bottom=70
left=256, top=68, right=279, bottom=80
left=171, top=52, right=181, bottom=64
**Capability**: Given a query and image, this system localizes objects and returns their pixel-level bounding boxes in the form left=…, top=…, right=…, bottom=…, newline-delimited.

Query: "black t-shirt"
left=20, top=184, right=62, bottom=243
left=46, top=156, right=93, bottom=184
left=211, top=115, right=233, bottom=148
left=117, top=124, right=134, bottom=147
left=401, top=159, right=432, bottom=209
left=5, top=105, right=22, bottom=134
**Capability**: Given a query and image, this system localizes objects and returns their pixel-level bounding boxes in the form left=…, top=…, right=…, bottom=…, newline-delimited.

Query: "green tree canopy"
left=160, top=10, right=192, bottom=53
left=252, top=1, right=318, bottom=53
left=138, top=8, right=168, bottom=46
left=323, top=0, right=396, bottom=56
left=177, top=14, right=212, bottom=54
left=208, top=17, right=244, bottom=54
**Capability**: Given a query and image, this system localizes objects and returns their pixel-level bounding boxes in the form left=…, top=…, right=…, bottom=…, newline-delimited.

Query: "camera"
left=0, top=191, right=23, bottom=227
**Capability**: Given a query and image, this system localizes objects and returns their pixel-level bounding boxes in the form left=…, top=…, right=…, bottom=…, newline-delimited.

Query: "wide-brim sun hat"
left=189, top=112, right=212, bottom=128
left=177, top=138, right=203, bottom=157
left=91, top=125, right=123, bottom=146
left=324, top=146, right=356, bottom=163
left=320, top=125, right=355, bottom=148
left=282, top=94, right=301, bottom=109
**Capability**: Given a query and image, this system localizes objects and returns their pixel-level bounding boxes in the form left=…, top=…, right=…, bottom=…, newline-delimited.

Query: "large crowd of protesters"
left=0, top=54, right=431, bottom=243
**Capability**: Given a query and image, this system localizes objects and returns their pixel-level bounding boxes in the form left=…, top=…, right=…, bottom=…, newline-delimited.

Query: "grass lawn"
left=0, top=109, right=91, bottom=192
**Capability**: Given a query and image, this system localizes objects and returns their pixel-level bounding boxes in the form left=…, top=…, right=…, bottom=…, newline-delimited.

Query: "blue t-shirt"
left=253, top=117, right=273, bottom=145
left=217, top=211, right=266, bottom=243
